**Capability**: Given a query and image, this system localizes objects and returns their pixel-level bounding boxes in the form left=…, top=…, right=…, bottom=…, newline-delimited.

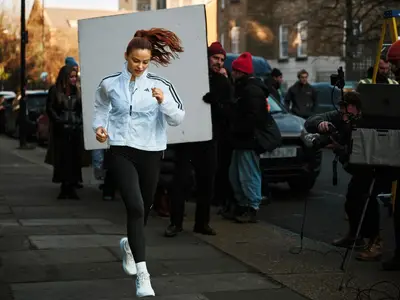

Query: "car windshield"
left=27, top=94, right=47, bottom=109
left=267, top=95, right=286, bottom=114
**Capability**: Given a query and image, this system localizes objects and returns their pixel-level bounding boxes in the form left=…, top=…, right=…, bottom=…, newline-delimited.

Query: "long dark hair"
left=55, top=65, right=80, bottom=99
left=126, top=28, right=184, bottom=66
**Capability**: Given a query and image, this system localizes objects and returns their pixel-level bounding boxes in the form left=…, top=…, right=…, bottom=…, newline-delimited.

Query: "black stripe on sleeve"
left=147, top=74, right=183, bottom=110
left=98, top=72, right=122, bottom=87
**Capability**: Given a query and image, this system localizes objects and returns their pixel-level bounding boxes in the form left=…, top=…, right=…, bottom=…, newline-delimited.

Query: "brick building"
left=217, top=0, right=391, bottom=84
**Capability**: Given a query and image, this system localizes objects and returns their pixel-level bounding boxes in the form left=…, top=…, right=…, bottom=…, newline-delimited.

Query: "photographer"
left=305, top=92, right=385, bottom=261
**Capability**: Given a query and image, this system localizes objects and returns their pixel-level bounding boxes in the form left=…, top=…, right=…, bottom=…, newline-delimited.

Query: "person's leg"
left=235, top=150, right=262, bottom=223
left=333, top=173, right=372, bottom=248
left=166, top=144, right=192, bottom=237
left=383, top=180, right=400, bottom=270
left=192, top=141, right=217, bottom=235
left=356, top=176, right=383, bottom=261
left=102, top=169, right=116, bottom=201
left=110, top=149, right=155, bottom=297
left=229, top=150, right=247, bottom=209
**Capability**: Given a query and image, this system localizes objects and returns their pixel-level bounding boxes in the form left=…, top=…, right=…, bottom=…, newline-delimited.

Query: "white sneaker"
left=119, top=237, right=137, bottom=275
left=136, top=272, right=155, bottom=297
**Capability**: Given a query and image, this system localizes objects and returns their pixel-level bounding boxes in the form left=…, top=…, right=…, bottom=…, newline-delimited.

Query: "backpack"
left=254, top=103, right=282, bottom=154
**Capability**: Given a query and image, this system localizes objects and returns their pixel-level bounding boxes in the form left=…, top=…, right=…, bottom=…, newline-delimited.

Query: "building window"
left=230, top=26, right=240, bottom=54
left=279, top=25, right=289, bottom=59
left=296, top=20, right=308, bottom=58
left=157, top=0, right=166, bottom=9
left=220, top=32, right=225, bottom=48
left=221, top=0, right=225, bottom=9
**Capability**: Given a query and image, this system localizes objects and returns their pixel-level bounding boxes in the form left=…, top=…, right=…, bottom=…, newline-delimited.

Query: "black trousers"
left=345, top=169, right=394, bottom=239
left=394, top=181, right=400, bottom=257
left=170, top=141, right=217, bottom=228
left=213, top=138, right=233, bottom=207
left=110, top=146, right=161, bottom=262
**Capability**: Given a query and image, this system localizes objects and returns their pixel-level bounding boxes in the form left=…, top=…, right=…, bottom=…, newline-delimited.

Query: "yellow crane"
left=372, top=9, right=399, bottom=211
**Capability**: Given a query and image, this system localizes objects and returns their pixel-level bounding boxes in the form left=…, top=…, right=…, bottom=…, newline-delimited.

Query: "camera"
left=303, top=123, right=339, bottom=149
left=330, top=66, right=345, bottom=89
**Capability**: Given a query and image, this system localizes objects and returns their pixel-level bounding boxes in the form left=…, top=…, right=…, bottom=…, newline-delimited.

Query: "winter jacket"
left=93, top=62, right=185, bottom=151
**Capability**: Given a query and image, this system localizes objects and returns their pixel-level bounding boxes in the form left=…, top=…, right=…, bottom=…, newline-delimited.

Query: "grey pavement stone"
left=205, top=288, right=309, bottom=300
left=272, top=269, right=400, bottom=300
left=153, top=295, right=209, bottom=300
left=0, top=214, right=15, bottom=220
left=0, top=225, right=94, bottom=236
left=108, top=244, right=225, bottom=261
left=29, top=234, right=123, bottom=249
left=161, top=257, right=251, bottom=275
left=11, top=273, right=278, bottom=300
left=0, top=282, right=13, bottom=300
left=0, top=206, right=11, bottom=214
left=0, top=236, right=31, bottom=251
left=13, top=206, right=100, bottom=218
left=0, top=219, right=19, bottom=226
left=20, top=218, right=113, bottom=226
left=1, top=260, right=173, bottom=283
left=0, top=248, right=117, bottom=265
left=196, top=220, right=345, bottom=275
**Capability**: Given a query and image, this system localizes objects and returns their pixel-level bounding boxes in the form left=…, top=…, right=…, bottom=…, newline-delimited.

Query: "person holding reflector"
left=92, top=28, right=185, bottom=297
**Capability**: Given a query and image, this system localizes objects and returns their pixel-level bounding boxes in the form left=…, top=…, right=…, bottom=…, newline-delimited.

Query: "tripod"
left=339, top=176, right=376, bottom=290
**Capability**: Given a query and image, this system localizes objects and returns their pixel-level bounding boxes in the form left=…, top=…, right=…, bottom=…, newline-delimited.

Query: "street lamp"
left=18, top=0, right=34, bottom=149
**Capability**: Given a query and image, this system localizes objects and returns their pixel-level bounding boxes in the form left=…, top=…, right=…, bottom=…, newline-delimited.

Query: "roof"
left=43, top=8, right=133, bottom=30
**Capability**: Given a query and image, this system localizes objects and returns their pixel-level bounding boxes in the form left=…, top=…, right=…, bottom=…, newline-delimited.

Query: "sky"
left=2, top=0, right=119, bottom=12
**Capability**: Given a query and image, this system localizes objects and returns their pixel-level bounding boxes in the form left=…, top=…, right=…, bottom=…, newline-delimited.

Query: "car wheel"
left=288, top=174, right=317, bottom=193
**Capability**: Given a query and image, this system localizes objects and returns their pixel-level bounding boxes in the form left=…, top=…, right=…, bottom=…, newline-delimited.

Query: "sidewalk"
left=1, top=136, right=399, bottom=300
left=0, top=137, right=307, bottom=300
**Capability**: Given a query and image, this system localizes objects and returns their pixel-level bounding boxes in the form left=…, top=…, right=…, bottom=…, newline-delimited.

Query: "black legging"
left=110, top=146, right=162, bottom=263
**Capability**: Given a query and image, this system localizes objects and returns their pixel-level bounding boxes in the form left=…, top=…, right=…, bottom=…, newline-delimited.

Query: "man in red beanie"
left=229, top=52, right=280, bottom=222
left=165, top=41, right=233, bottom=237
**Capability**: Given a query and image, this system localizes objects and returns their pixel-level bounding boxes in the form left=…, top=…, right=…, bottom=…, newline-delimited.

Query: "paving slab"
left=0, top=225, right=94, bottom=236
left=0, top=248, right=117, bottom=265
left=28, top=234, right=124, bottom=249
left=11, top=273, right=279, bottom=300
left=196, top=220, right=345, bottom=274
left=0, top=219, right=19, bottom=226
left=204, top=288, right=308, bottom=300
left=0, top=205, right=11, bottom=214
left=20, top=218, right=113, bottom=226
left=0, top=236, right=31, bottom=251
left=108, top=244, right=225, bottom=261
left=12, top=206, right=102, bottom=218
left=160, top=256, right=251, bottom=275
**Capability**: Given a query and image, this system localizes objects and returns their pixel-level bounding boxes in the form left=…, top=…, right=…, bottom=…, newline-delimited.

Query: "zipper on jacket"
left=129, top=87, right=138, bottom=116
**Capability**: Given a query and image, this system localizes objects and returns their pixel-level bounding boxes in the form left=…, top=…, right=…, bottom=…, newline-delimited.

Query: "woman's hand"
left=152, top=88, right=164, bottom=104
left=95, top=127, right=108, bottom=143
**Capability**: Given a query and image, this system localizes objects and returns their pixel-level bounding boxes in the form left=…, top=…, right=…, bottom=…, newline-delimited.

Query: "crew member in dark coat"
left=165, top=41, right=233, bottom=237
left=284, top=69, right=317, bottom=118
left=47, top=65, right=84, bottom=200
left=229, top=52, right=272, bottom=223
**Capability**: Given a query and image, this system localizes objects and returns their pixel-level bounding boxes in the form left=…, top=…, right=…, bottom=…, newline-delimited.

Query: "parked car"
left=260, top=94, right=322, bottom=192
left=224, top=53, right=272, bottom=79
left=0, top=91, right=16, bottom=133
left=158, top=93, right=322, bottom=194
left=36, top=113, right=49, bottom=145
left=4, top=90, right=47, bottom=138
left=311, top=82, right=341, bottom=114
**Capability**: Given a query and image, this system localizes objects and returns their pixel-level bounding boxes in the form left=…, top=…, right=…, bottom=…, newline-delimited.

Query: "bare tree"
left=302, top=0, right=394, bottom=79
